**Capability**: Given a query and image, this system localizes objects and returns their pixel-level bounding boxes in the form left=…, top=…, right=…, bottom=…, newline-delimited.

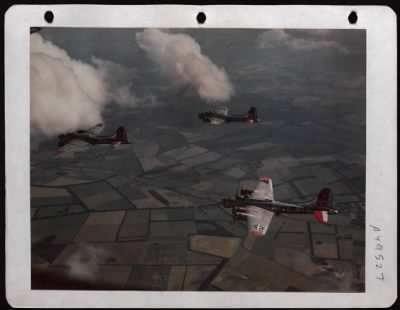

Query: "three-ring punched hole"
left=43, top=10, right=356, bottom=29
left=44, top=11, right=54, bottom=23
left=197, top=12, right=206, bottom=24
left=348, top=11, right=357, bottom=24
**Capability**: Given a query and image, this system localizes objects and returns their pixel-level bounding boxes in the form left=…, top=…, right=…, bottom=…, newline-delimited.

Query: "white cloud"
left=31, top=33, right=137, bottom=136
left=65, top=243, right=108, bottom=281
left=136, top=28, right=234, bottom=102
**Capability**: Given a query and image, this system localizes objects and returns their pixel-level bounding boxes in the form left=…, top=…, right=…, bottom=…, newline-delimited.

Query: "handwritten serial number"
left=370, top=225, right=384, bottom=281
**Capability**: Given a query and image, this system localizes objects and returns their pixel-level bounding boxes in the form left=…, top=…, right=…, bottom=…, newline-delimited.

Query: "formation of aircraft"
left=52, top=110, right=337, bottom=236
left=222, top=176, right=338, bottom=236
left=56, top=123, right=130, bottom=155
left=52, top=109, right=337, bottom=236
left=198, top=106, right=260, bottom=125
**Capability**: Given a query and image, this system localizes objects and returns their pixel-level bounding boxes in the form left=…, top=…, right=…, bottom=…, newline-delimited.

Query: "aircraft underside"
left=223, top=198, right=336, bottom=215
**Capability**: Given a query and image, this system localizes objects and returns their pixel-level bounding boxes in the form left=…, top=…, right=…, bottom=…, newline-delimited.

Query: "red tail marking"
left=313, top=211, right=324, bottom=224
left=313, top=188, right=331, bottom=224
left=313, top=210, right=329, bottom=224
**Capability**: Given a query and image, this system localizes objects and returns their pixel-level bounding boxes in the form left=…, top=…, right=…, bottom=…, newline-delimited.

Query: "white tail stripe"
left=322, top=211, right=328, bottom=223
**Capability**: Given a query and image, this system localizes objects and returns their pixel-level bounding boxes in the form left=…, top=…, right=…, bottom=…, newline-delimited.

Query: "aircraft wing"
left=250, top=180, right=274, bottom=201
left=215, top=106, right=228, bottom=116
left=210, top=117, right=225, bottom=125
left=246, top=206, right=274, bottom=236
left=56, top=139, right=89, bottom=154
left=87, top=123, right=105, bottom=136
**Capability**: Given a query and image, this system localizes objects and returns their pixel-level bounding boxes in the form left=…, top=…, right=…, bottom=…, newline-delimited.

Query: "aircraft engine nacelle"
left=232, top=207, right=249, bottom=222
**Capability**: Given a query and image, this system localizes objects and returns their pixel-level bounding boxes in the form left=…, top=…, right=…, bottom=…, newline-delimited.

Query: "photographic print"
left=29, top=26, right=367, bottom=292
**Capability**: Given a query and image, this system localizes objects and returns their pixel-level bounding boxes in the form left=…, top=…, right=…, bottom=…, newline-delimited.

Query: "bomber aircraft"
left=222, top=176, right=338, bottom=236
left=56, top=123, right=130, bottom=155
left=198, top=106, right=260, bottom=125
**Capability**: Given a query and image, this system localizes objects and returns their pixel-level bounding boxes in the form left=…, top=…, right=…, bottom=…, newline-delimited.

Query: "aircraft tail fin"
left=312, top=188, right=332, bottom=224
left=114, top=126, right=129, bottom=145
left=246, top=107, right=258, bottom=123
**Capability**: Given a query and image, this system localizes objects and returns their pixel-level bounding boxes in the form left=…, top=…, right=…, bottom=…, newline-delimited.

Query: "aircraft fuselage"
left=222, top=197, right=339, bottom=216
left=58, top=133, right=126, bottom=147
left=198, top=113, right=255, bottom=123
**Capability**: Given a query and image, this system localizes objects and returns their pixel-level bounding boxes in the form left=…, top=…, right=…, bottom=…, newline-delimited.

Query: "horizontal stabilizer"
left=112, top=141, right=122, bottom=147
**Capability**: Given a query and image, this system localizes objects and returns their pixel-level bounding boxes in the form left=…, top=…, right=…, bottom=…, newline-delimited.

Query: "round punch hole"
left=44, top=11, right=54, bottom=23
left=197, top=12, right=206, bottom=24
left=348, top=11, right=357, bottom=24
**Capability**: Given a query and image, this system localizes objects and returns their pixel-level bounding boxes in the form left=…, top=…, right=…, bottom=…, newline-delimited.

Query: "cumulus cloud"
left=65, top=243, right=108, bottom=281
left=136, top=28, right=234, bottom=102
left=257, top=29, right=350, bottom=54
left=31, top=33, right=136, bottom=136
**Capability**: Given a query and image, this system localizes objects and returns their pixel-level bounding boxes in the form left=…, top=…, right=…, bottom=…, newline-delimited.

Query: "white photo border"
left=5, top=4, right=397, bottom=308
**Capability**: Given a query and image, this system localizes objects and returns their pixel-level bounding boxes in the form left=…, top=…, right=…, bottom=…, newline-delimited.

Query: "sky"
left=31, top=27, right=366, bottom=157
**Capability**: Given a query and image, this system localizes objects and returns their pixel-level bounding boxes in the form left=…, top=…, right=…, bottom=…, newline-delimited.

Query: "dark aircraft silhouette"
left=222, top=176, right=338, bottom=236
left=198, top=106, right=260, bottom=125
left=56, top=123, right=130, bottom=155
